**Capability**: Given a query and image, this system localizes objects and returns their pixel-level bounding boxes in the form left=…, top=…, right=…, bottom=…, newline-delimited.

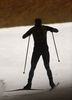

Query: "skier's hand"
left=22, top=35, right=25, bottom=39
left=53, top=28, right=59, bottom=33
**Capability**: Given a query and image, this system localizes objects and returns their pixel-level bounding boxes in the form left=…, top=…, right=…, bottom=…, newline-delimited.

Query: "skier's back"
left=22, top=18, right=59, bottom=89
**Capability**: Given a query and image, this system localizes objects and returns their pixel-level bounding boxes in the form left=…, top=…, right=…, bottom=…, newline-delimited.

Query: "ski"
left=5, top=88, right=43, bottom=92
left=5, top=83, right=59, bottom=92
left=49, top=82, right=59, bottom=92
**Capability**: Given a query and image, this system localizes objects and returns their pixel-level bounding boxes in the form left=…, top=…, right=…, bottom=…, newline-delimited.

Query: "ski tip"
left=58, top=82, right=59, bottom=84
left=49, top=82, right=59, bottom=92
left=57, top=82, right=59, bottom=85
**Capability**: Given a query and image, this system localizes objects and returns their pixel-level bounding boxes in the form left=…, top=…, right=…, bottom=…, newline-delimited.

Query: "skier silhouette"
left=22, top=18, right=59, bottom=89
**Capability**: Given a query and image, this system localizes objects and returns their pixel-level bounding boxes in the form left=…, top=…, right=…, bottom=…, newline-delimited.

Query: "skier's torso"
left=32, top=25, right=47, bottom=44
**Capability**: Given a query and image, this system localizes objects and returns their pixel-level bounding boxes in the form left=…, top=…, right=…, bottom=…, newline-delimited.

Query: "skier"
left=22, top=18, right=59, bottom=89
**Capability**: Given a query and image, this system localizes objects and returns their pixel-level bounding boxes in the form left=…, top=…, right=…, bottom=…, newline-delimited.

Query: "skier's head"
left=35, top=18, right=42, bottom=26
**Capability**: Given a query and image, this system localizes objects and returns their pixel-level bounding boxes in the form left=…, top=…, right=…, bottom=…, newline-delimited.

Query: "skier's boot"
left=23, top=82, right=32, bottom=90
left=50, top=81, right=55, bottom=88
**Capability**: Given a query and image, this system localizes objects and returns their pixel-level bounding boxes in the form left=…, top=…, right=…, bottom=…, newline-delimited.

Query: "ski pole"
left=23, top=36, right=30, bottom=74
left=52, top=32, right=60, bottom=62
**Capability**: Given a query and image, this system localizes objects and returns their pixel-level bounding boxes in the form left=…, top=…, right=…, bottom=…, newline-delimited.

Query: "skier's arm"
left=22, top=28, right=32, bottom=39
left=46, top=26, right=59, bottom=33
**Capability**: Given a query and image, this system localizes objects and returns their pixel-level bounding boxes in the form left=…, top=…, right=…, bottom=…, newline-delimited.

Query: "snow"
left=0, top=22, right=72, bottom=99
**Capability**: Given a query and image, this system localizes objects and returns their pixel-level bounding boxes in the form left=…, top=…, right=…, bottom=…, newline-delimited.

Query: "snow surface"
left=0, top=22, right=72, bottom=96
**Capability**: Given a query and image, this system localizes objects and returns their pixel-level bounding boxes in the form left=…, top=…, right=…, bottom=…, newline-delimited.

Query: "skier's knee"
left=31, top=62, right=36, bottom=69
left=45, top=64, right=50, bottom=70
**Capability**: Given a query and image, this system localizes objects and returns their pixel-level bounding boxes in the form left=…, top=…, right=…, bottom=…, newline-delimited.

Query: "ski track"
left=0, top=22, right=72, bottom=98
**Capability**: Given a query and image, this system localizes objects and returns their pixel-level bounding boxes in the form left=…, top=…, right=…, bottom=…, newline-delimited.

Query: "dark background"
left=0, top=0, right=72, bottom=28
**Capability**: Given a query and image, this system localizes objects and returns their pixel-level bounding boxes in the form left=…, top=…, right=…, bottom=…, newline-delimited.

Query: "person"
left=22, top=18, right=59, bottom=89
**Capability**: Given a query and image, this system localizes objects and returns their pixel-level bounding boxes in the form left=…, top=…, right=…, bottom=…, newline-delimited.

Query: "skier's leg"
left=42, top=46, right=55, bottom=88
left=28, top=49, right=40, bottom=83
left=24, top=47, right=40, bottom=89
